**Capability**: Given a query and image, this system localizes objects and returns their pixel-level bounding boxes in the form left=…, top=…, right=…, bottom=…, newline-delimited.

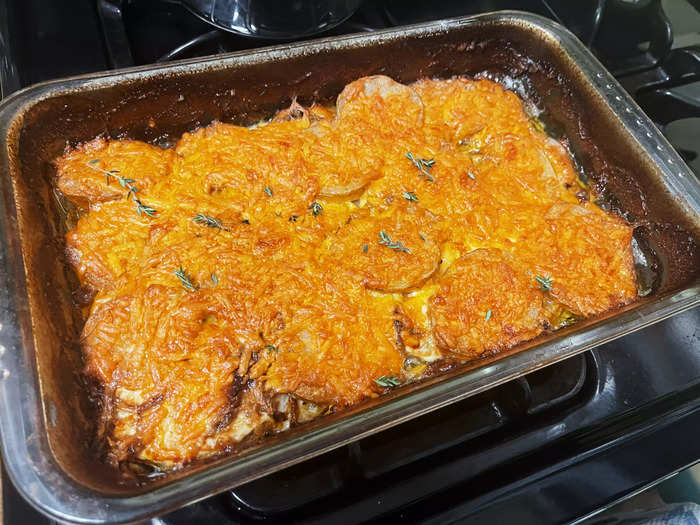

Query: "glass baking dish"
left=0, top=11, right=698, bottom=523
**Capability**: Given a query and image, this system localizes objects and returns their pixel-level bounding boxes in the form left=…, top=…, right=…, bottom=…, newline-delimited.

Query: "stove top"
left=1, top=1, right=699, bottom=523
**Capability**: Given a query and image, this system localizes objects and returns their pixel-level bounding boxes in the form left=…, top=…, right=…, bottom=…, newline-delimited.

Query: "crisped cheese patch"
left=56, top=75, right=637, bottom=470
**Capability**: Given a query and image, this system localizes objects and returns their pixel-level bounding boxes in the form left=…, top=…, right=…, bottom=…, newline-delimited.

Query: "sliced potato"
left=56, top=138, right=173, bottom=208
left=429, top=248, right=547, bottom=359
left=326, top=207, right=441, bottom=292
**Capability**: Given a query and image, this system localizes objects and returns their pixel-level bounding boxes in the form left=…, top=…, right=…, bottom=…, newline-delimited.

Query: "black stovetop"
left=1, top=1, right=699, bottom=524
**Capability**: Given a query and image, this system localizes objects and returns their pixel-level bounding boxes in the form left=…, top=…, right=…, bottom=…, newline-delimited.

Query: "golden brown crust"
left=429, top=249, right=547, bottom=359
left=56, top=138, right=173, bottom=208
left=58, top=75, right=638, bottom=470
left=313, top=76, right=425, bottom=197
left=514, top=202, right=637, bottom=316
left=327, top=205, right=441, bottom=292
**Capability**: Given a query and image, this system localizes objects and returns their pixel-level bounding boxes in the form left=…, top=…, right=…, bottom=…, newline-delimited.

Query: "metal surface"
left=0, top=0, right=20, bottom=97
left=175, top=0, right=363, bottom=38
left=96, top=0, right=135, bottom=69
left=0, top=11, right=698, bottom=524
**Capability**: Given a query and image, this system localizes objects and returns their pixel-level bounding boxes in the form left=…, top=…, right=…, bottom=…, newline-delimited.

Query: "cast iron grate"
left=97, top=0, right=671, bottom=74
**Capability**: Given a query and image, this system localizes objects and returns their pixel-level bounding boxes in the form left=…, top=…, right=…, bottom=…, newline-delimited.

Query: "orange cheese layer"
left=56, top=76, right=637, bottom=468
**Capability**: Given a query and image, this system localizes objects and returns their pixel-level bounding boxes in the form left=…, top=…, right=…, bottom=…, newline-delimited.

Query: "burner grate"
left=97, top=0, right=389, bottom=67
left=97, top=0, right=675, bottom=74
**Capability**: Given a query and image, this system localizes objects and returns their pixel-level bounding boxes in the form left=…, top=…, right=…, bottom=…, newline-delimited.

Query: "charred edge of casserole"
left=81, top=372, right=114, bottom=460
left=113, top=386, right=331, bottom=485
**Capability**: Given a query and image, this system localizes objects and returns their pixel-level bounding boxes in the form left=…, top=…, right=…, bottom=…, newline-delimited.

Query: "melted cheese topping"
left=56, top=75, right=637, bottom=470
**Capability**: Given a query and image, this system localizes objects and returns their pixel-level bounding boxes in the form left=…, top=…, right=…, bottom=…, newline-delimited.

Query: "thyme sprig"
left=87, top=159, right=156, bottom=218
left=374, top=375, right=401, bottom=388
left=406, top=152, right=435, bottom=182
left=174, top=266, right=197, bottom=291
left=378, top=231, right=410, bottom=253
left=192, top=213, right=224, bottom=229
left=535, top=275, right=553, bottom=291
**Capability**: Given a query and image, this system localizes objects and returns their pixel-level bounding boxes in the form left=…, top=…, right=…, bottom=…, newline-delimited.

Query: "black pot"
left=178, top=0, right=364, bottom=38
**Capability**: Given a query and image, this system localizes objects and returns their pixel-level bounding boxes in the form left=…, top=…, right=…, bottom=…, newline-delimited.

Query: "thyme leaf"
left=309, top=202, right=323, bottom=216
left=374, top=375, right=401, bottom=388
left=174, top=266, right=197, bottom=291
left=363, top=244, right=368, bottom=253
left=265, top=344, right=278, bottom=355
left=403, top=191, right=419, bottom=202
left=210, top=273, right=218, bottom=286
left=378, top=230, right=410, bottom=253
left=485, top=309, right=492, bottom=321
left=192, top=213, right=223, bottom=229
left=288, top=215, right=298, bottom=222
left=135, top=199, right=156, bottom=217
left=406, top=152, right=435, bottom=182
left=264, top=186, right=273, bottom=197
left=535, top=275, right=553, bottom=291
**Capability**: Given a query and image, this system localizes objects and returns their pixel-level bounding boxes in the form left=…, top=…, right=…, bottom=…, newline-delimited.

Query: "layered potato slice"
left=261, top=277, right=405, bottom=407
left=324, top=205, right=442, bottom=293
left=429, top=249, right=548, bottom=359
left=84, top=281, right=264, bottom=466
left=82, top=233, right=277, bottom=465
left=513, top=201, right=637, bottom=316
left=65, top=199, right=152, bottom=291
left=56, top=138, right=173, bottom=208
left=173, top=120, right=319, bottom=220
left=311, top=75, right=425, bottom=197
left=414, top=77, right=580, bottom=204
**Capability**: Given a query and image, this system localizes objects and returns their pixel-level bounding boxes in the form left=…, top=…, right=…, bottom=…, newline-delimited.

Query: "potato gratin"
left=56, top=76, right=638, bottom=471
